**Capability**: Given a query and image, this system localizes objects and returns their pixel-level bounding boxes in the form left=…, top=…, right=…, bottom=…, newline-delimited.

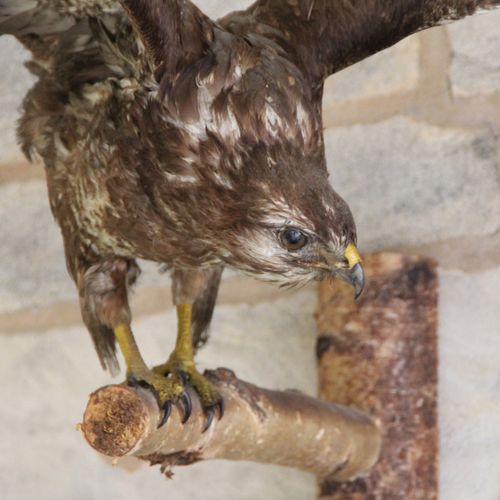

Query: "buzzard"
left=0, top=0, right=497, bottom=428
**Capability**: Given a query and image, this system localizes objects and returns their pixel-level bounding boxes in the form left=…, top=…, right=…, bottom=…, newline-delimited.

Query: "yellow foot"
left=153, top=359, right=224, bottom=431
left=127, top=369, right=191, bottom=428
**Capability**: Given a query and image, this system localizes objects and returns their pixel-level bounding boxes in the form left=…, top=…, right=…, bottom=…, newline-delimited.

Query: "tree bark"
left=81, top=368, right=381, bottom=481
left=316, top=253, right=439, bottom=499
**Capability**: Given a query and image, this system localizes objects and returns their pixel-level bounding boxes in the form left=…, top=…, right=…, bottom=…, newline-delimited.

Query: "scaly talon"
left=202, top=398, right=224, bottom=432
left=203, top=406, right=215, bottom=433
left=177, top=370, right=190, bottom=386
left=115, top=303, right=223, bottom=431
left=217, top=399, right=225, bottom=419
left=152, top=359, right=223, bottom=428
left=126, top=374, right=140, bottom=388
left=151, top=304, right=224, bottom=429
left=159, top=400, right=172, bottom=428
left=178, top=391, right=192, bottom=423
left=125, top=368, right=185, bottom=427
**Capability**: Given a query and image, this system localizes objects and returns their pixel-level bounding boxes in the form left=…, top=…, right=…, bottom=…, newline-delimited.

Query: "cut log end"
left=82, top=385, right=152, bottom=457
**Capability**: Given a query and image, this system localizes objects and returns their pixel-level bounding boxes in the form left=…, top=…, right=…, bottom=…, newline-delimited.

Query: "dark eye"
left=280, top=227, right=308, bottom=251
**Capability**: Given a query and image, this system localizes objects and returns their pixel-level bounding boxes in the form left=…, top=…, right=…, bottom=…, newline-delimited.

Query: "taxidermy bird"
left=0, top=0, right=497, bottom=428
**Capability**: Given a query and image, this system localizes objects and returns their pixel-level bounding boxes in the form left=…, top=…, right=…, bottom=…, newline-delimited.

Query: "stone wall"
left=325, top=13, right=500, bottom=263
left=0, top=3, right=499, bottom=500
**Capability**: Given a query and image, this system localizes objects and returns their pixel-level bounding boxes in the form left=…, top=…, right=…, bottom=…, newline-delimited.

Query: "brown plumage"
left=0, top=0, right=497, bottom=379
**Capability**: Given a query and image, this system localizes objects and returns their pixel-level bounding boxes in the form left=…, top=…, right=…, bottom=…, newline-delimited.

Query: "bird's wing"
left=0, top=1, right=145, bottom=91
left=221, top=0, right=500, bottom=89
left=0, top=0, right=144, bottom=162
left=0, top=0, right=224, bottom=163
left=0, top=0, right=216, bottom=90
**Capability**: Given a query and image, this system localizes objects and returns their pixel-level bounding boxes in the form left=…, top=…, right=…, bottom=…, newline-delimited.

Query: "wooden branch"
left=81, top=368, right=381, bottom=481
left=316, top=253, right=439, bottom=499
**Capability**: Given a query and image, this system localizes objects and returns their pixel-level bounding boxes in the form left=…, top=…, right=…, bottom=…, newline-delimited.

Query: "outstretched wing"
left=0, top=0, right=217, bottom=92
left=221, top=0, right=500, bottom=89
left=0, top=0, right=223, bottom=160
left=0, top=1, right=139, bottom=81
left=0, top=0, right=145, bottom=160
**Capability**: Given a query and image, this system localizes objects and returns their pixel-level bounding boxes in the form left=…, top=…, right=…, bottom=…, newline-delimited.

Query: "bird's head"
left=217, top=144, right=365, bottom=298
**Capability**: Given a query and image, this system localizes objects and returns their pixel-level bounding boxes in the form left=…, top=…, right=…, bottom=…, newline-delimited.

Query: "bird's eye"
left=280, top=227, right=308, bottom=251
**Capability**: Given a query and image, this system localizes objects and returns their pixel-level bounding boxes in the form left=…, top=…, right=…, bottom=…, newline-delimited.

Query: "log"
left=316, top=253, right=439, bottom=499
left=81, top=368, right=381, bottom=481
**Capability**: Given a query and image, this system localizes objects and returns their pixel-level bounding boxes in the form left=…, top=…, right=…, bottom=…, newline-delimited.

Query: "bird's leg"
left=153, top=303, right=223, bottom=428
left=153, top=268, right=224, bottom=428
left=113, top=322, right=187, bottom=418
left=77, top=258, right=189, bottom=426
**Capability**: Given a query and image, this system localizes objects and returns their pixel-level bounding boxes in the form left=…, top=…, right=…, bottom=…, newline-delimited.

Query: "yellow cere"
left=344, top=243, right=362, bottom=269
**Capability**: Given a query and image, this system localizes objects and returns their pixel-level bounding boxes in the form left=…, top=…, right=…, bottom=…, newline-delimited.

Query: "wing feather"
left=221, top=0, right=500, bottom=88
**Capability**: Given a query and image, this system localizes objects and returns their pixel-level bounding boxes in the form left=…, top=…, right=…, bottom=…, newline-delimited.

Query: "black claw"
left=179, top=391, right=192, bottom=424
left=127, top=375, right=151, bottom=390
left=202, top=406, right=215, bottom=433
left=158, top=400, right=172, bottom=428
left=217, top=399, right=225, bottom=419
left=126, top=375, right=139, bottom=388
left=177, top=370, right=190, bottom=385
left=202, top=399, right=224, bottom=432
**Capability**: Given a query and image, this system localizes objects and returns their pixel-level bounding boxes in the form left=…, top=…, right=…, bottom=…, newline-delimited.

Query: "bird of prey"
left=0, top=0, right=497, bottom=428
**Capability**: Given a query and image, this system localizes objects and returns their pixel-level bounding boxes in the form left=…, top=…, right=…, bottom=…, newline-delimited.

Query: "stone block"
left=323, top=36, right=420, bottom=106
left=0, top=36, right=35, bottom=164
left=324, top=116, right=499, bottom=250
left=200, top=0, right=248, bottom=19
left=0, top=181, right=73, bottom=313
left=448, top=9, right=500, bottom=98
left=439, top=266, right=500, bottom=500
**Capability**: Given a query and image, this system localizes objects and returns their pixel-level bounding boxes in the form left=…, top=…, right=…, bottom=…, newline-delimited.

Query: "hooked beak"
left=319, top=243, right=365, bottom=299
left=337, top=261, right=365, bottom=299
left=337, top=243, right=365, bottom=299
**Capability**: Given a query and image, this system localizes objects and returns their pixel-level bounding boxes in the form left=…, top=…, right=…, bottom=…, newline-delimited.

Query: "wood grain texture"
left=316, top=253, right=438, bottom=499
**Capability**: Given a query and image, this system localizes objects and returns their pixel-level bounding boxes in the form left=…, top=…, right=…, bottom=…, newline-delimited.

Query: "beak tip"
left=353, top=262, right=365, bottom=300
left=336, top=262, right=365, bottom=300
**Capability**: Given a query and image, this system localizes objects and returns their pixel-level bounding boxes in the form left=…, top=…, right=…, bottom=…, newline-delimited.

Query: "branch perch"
left=82, top=368, right=381, bottom=481
left=316, top=253, right=439, bottom=498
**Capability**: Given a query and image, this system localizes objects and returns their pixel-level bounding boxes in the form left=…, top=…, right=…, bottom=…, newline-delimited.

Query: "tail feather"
left=82, top=311, right=120, bottom=376
left=192, top=266, right=224, bottom=350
